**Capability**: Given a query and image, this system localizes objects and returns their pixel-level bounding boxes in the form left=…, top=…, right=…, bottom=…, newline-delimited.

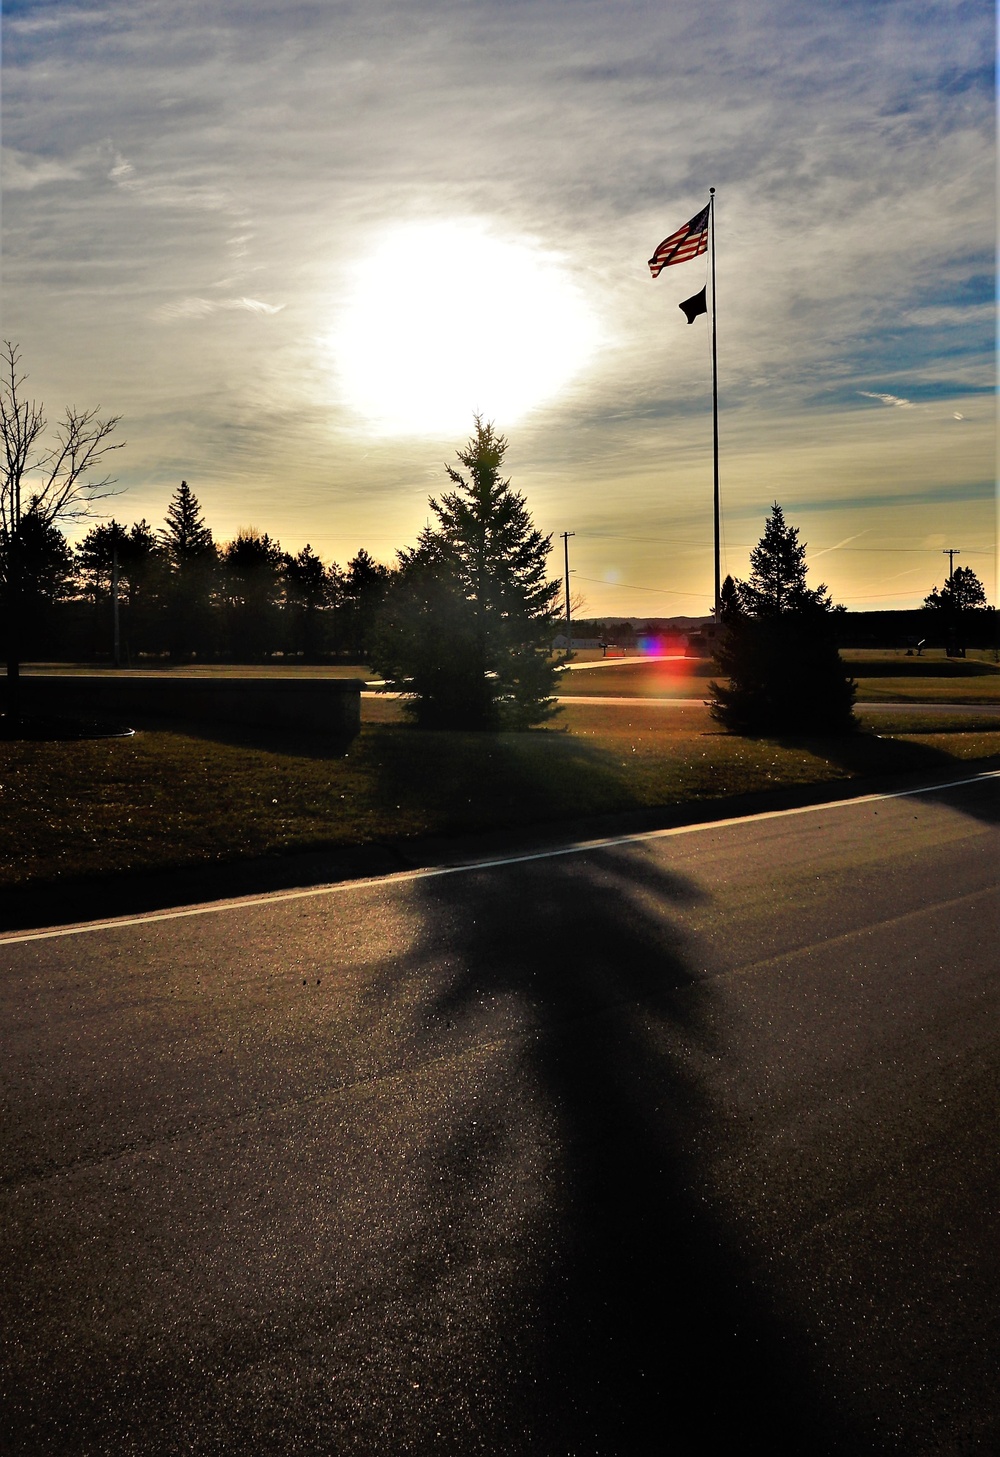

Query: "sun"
left=326, top=219, right=602, bottom=436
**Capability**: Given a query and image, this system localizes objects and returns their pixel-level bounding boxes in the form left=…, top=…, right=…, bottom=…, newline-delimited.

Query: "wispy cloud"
left=157, top=297, right=285, bottom=320
left=2, top=0, right=993, bottom=605
left=858, top=391, right=916, bottom=409
left=1, top=147, right=85, bottom=190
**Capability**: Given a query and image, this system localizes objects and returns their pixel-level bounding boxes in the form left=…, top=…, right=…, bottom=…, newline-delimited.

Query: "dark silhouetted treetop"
left=160, top=481, right=217, bottom=660
left=923, top=566, right=987, bottom=613
left=75, top=519, right=131, bottom=598
left=719, top=573, right=742, bottom=624
left=0, top=499, right=74, bottom=601
left=430, top=417, right=557, bottom=633
left=709, top=503, right=855, bottom=735
left=372, top=417, right=560, bottom=729
left=284, top=544, right=333, bottom=659
left=160, top=480, right=215, bottom=568
left=738, top=503, right=834, bottom=617
left=284, top=544, right=329, bottom=608
left=341, top=548, right=392, bottom=659
left=219, top=529, right=286, bottom=661
left=221, top=528, right=283, bottom=583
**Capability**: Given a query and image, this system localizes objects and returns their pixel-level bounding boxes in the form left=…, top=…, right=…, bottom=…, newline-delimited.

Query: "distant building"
left=552, top=635, right=604, bottom=651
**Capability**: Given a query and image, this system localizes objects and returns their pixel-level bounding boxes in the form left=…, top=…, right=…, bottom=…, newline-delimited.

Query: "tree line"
left=4, top=478, right=394, bottom=665
left=3, top=414, right=564, bottom=730
left=2, top=339, right=992, bottom=736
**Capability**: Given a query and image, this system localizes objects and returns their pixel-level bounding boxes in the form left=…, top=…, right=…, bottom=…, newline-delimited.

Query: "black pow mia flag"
left=679, top=286, right=707, bottom=324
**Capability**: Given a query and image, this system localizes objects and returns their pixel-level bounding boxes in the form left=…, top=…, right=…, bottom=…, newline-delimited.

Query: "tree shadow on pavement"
left=773, top=730, right=1000, bottom=827
left=366, top=845, right=873, bottom=1455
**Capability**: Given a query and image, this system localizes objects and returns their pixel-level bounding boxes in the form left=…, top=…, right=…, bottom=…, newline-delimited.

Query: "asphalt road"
left=2, top=772, right=998, bottom=1455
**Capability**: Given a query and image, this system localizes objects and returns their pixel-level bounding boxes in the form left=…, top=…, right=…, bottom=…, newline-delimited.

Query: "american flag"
left=648, top=203, right=709, bottom=278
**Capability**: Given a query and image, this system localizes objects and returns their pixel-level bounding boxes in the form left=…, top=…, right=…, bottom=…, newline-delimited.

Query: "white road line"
left=3, top=769, right=997, bottom=948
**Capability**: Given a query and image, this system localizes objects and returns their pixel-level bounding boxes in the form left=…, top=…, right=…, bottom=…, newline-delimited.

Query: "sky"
left=3, top=0, right=995, bottom=616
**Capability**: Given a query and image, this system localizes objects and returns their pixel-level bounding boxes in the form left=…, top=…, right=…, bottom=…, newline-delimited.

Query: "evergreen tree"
left=0, top=501, right=74, bottom=659
left=341, top=548, right=391, bottom=660
left=161, top=480, right=214, bottom=566
left=923, top=566, right=987, bottom=613
left=372, top=417, right=560, bottom=729
left=159, top=481, right=216, bottom=660
left=75, top=518, right=168, bottom=659
left=75, top=518, right=130, bottom=659
left=284, top=544, right=331, bottom=660
left=923, top=564, right=988, bottom=657
left=718, top=573, right=742, bottom=624
left=709, top=504, right=855, bottom=735
left=738, top=503, right=833, bottom=616
left=220, top=528, right=284, bottom=661
left=76, top=519, right=131, bottom=601
left=325, top=560, right=348, bottom=656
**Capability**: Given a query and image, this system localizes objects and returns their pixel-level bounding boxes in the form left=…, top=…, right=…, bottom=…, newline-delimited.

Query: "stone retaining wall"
left=2, top=674, right=363, bottom=746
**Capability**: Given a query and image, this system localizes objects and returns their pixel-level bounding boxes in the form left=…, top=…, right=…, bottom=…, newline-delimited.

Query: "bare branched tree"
left=1, top=341, right=124, bottom=541
left=2, top=341, right=124, bottom=694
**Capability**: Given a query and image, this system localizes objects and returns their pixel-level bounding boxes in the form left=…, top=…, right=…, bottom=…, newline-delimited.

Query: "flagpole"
left=709, top=187, right=720, bottom=617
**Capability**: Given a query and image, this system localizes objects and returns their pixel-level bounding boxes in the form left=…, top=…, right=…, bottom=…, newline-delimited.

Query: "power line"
left=574, top=574, right=707, bottom=598
left=572, top=532, right=990, bottom=553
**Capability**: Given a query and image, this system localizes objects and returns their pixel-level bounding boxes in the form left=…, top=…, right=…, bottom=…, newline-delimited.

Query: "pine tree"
left=372, top=417, right=560, bottom=729
left=739, top=503, right=832, bottom=616
left=220, top=528, right=284, bottom=661
left=709, top=504, right=855, bottom=735
left=161, top=480, right=214, bottom=568
left=0, top=502, right=74, bottom=660
left=923, top=566, right=987, bottom=613
left=341, top=548, right=391, bottom=660
left=284, top=544, right=331, bottom=660
left=159, top=480, right=216, bottom=660
left=75, top=520, right=130, bottom=601
left=923, top=564, right=988, bottom=658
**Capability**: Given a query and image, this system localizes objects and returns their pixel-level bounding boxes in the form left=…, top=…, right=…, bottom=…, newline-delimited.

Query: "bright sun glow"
left=327, top=220, right=602, bottom=436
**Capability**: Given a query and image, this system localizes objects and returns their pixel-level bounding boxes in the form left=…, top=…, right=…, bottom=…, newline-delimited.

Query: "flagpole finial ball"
left=709, top=186, right=715, bottom=194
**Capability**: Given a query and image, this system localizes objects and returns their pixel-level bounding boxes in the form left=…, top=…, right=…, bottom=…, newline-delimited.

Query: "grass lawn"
left=555, top=650, right=1000, bottom=704
left=5, top=693, right=998, bottom=892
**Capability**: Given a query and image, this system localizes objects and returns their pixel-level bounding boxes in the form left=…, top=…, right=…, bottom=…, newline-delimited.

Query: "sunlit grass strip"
left=4, top=707, right=999, bottom=891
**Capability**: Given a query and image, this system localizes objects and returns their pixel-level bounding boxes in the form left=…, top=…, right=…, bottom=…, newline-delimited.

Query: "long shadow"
left=772, top=729, right=1000, bottom=827
left=367, top=846, right=873, bottom=1454
left=7, top=702, right=995, bottom=935
left=360, top=720, right=650, bottom=831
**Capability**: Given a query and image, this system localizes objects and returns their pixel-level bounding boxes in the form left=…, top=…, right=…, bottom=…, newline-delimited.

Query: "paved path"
left=3, top=771, right=998, bottom=1454
left=362, top=689, right=999, bottom=713
left=551, top=695, right=1000, bottom=711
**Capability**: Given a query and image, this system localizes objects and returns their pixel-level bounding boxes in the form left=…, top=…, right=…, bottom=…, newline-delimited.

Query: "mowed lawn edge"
left=6, top=691, right=1000, bottom=893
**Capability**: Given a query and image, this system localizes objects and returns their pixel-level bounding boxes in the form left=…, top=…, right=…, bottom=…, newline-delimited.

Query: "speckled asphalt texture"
left=2, top=774, right=998, bottom=1455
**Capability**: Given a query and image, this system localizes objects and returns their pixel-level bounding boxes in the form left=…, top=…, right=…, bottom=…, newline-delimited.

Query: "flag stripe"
left=648, top=203, right=710, bottom=278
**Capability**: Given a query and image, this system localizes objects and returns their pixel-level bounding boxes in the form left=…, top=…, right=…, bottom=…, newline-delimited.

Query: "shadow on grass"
left=357, top=721, right=648, bottom=833
left=4, top=717, right=995, bottom=934
left=848, top=658, right=999, bottom=678
left=771, top=729, right=1000, bottom=827
left=122, top=714, right=359, bottom=761
left=361, top=846, right=868, bottom=1454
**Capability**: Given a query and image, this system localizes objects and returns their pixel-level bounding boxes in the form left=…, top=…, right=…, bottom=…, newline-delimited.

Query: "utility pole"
left=942, top=548, right=961, bottom=583
left=561, top=531, right=575, bottom=649
left=111, top=547, right=121, bottom=668
left=709, top=186, right=721, bottom=619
